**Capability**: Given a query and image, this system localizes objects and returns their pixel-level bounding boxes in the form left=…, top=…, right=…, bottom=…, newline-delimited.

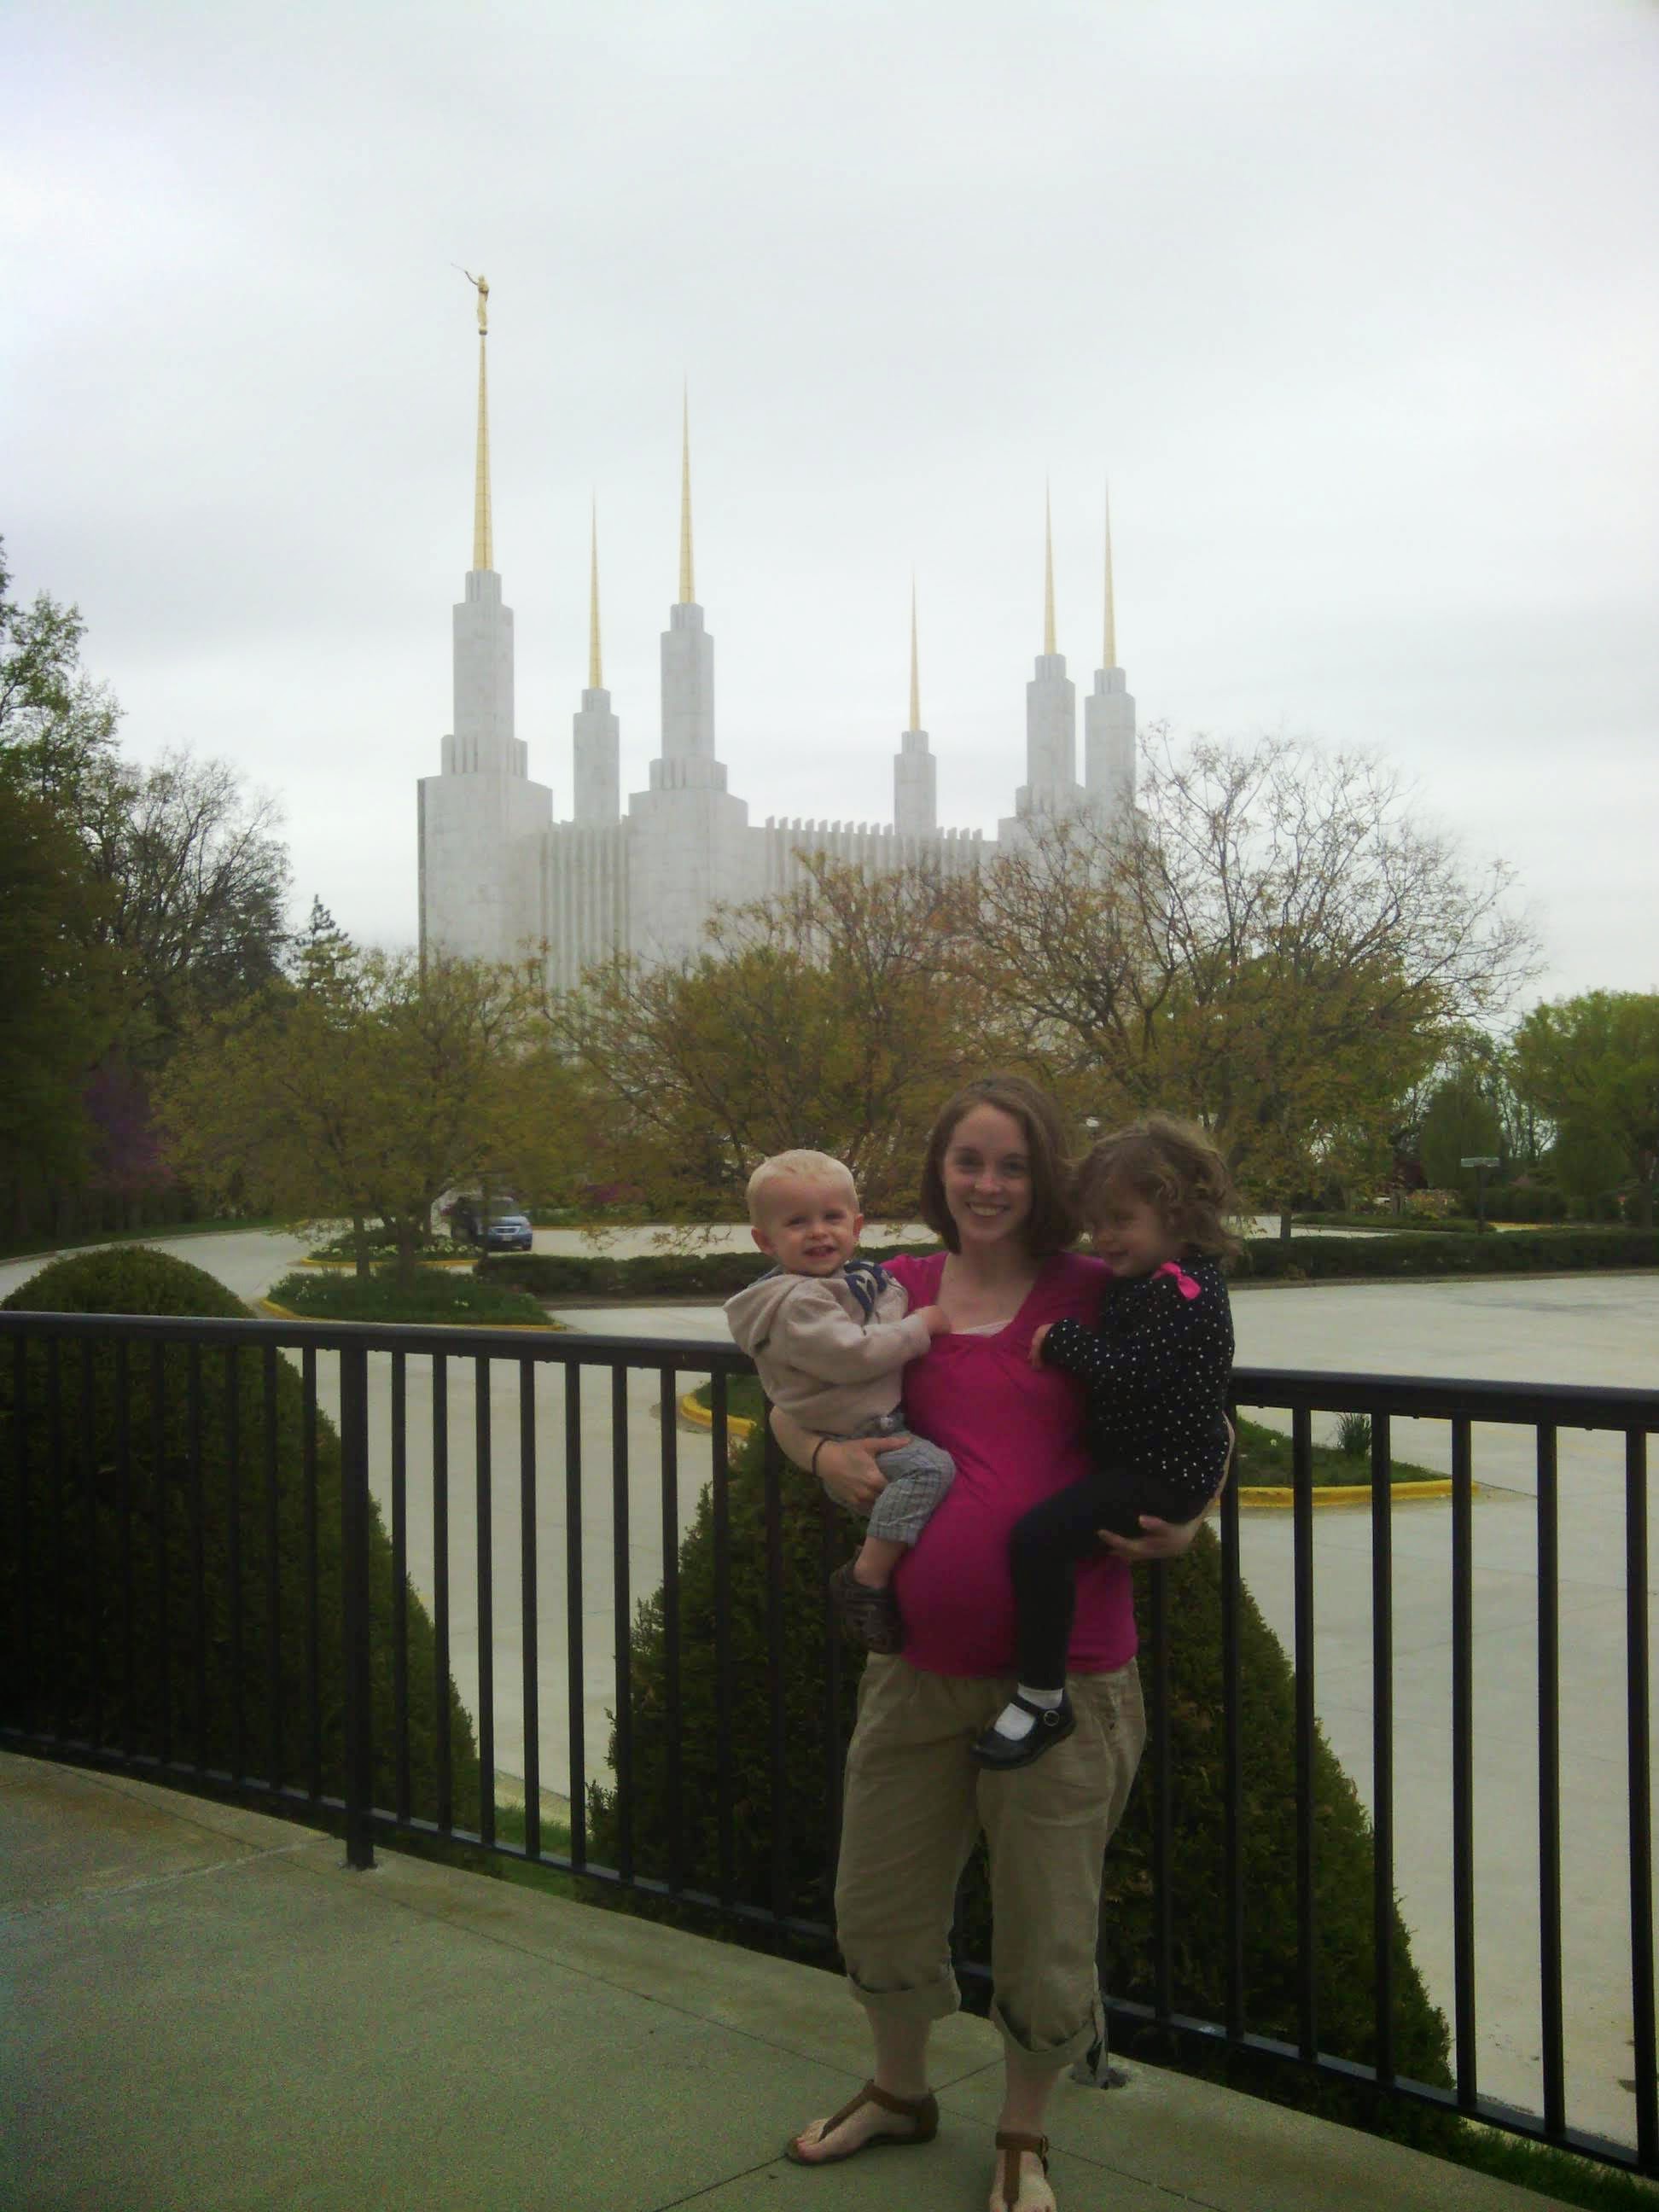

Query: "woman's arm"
left=768, top=1405, right=904, bottom=1514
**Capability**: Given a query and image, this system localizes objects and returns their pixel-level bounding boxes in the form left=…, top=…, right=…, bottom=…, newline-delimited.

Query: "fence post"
left=339, top=1342, right=375, bottom=1871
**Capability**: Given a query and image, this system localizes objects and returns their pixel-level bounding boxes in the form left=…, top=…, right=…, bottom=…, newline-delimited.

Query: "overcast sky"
left=4, top=0, right=1656, bottom=1010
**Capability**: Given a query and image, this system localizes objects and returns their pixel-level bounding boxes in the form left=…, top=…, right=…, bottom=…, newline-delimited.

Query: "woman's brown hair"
left=918, top=1074, right=1080, bottom=1258
left=1075, top=1114, right=1241, bottom=1261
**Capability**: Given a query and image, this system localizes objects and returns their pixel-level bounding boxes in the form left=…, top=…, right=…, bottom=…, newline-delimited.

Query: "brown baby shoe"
left=829, top=1560, right=905, bottom=1654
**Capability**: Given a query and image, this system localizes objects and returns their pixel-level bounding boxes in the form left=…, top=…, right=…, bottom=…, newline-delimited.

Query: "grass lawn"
left=266, top=1267, right=560, bottom=1328
left=687, top=1377, right=1439, bottom=1489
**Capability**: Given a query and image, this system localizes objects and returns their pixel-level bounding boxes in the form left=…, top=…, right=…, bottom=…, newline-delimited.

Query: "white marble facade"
left=418, top=412, right=1138, bottom=982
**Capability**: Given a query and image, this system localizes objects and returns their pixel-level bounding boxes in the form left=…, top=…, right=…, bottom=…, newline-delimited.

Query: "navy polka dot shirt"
left=1039, top=1255, right=1235, bottom=1513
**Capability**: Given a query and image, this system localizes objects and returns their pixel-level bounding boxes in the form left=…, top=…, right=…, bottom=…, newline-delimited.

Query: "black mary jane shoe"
left=969, top=1692, right=1075, bottom=1770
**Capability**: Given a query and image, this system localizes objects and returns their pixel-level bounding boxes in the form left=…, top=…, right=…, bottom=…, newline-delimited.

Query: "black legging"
left=1009, top=1466, right=1190, bottom=1690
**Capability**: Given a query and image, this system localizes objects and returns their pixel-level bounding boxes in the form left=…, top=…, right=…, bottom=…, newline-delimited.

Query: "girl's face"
left=1090, top=1179, right=1182, bottom=1278
left=940, top=1104, right=1035, bottom=1254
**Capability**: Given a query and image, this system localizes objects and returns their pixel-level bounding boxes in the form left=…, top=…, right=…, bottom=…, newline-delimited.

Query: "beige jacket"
left=724, top=1266, right=931, bottom=1433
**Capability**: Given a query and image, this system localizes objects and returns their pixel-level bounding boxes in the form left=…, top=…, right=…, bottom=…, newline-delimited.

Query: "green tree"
left=547, top=859, right=983, bottom=1220
left=1417, top=1069, right=1505, bottom=1202
left=159, top=950, right=578, bottom=1284
left=945, top=734, right=1538, bottom=1235
left=1513, top=991, right=1659, bottom=1227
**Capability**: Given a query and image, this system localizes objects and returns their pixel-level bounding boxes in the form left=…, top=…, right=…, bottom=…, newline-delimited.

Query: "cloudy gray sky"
left=4, top=0, right=1656, bottom=1009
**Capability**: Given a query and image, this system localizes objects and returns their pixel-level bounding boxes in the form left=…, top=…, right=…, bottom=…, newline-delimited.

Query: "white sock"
left=992, top=1685, right=1063, bottom=1742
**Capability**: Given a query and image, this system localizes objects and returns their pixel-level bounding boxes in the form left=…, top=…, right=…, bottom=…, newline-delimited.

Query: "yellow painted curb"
left=253, top=1295, right=565, bottom=1332
left=678, top=1393, right=1453, bottom=1505
left=678, top=1390, right=758, bottom=1441
left=1236, top=1478, right=1454, bottom=1509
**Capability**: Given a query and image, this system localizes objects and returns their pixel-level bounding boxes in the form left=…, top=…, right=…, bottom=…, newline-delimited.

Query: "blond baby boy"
left=724, top=1150, right=955, bottom=1654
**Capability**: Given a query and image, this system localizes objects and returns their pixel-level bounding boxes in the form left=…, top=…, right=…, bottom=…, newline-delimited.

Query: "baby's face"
left=751, top=1175, right=863, bottom=1278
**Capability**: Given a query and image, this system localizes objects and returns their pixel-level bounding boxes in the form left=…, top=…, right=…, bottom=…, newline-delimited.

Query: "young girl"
left=971, top=1114, right=1238, bottom=1772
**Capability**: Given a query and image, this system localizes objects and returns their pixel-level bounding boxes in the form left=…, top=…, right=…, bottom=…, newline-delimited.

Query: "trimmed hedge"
left=588, top=1423, right=1453, bottom=2145
left=1237, top=1227, right=1656, bottom=1281
left=481, top=1228, right=1658, bottom=1305
left=268, top=1266, right=554, bottom=1328
left=0, top=1247, right=481, bottom=1830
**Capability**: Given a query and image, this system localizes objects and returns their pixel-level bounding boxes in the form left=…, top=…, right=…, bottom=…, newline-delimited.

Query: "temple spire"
left=678, top=385, right=696, bottom=605
left=1103, top=482, right=1117, bottom=669
left=467, top=272, right=492, bottom=572
left=1043, top=483, right=1057, bottom=655
left=909, top=574, right=921, bottom=731
left=588, top=498, right=602, bottom=690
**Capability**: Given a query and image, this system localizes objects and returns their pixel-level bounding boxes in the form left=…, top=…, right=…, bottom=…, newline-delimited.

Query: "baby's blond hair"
left=745, top=1150, right=859, bottom=1225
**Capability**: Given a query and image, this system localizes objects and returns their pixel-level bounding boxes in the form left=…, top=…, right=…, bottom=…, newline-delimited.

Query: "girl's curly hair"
left=1075, top=1114, right=1242, bottom=1262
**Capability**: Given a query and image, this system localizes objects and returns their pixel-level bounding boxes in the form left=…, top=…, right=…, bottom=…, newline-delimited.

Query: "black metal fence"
left=1, top=1307, right=1654, bottom=2177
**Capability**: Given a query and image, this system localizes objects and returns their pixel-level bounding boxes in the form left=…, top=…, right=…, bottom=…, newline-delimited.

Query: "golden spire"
left=909, top=574, right=921, bottom=732
left=467, top=272, right=492, bottom=572
left=1043, top=483, right=1057, bottom=655
left=678, top=384, right=696, bottom=605
left=588, top=498, right=602, bottom=690
left=1103, top=481, right=1117, bottom=669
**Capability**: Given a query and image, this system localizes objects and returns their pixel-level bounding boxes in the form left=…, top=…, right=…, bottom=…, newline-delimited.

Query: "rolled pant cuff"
left=987, top=1993, right=1104, bottom=2073
left=847, top=1966, right=961, bottom=2023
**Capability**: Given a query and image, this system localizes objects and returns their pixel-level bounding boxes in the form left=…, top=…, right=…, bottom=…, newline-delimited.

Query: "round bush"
left=1, top=1246, right=480, bottom=1832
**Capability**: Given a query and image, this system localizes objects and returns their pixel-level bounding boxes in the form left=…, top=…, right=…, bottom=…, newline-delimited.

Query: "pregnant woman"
left=773, top=1075, right=1214, bottom=2212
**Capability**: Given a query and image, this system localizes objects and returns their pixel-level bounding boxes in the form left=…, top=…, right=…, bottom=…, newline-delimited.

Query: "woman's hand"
left=769, top=1406, right=907, bottom=1514
left=1097, top=1511, right=1208, bottom=1563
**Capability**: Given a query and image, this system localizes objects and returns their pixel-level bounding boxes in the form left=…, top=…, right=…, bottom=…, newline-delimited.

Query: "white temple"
left=417, top=288, right=1138, bottom=984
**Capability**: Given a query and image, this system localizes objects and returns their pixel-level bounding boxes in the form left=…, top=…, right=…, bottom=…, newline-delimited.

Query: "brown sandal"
left=993, top=2129, right=1051, bottom=2210
left=783, top=2077, right=939, bottom=2163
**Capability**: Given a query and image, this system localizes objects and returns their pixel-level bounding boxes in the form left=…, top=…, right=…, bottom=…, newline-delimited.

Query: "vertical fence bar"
left=79, top=1342, right=101, bottom=1749
left=1220, top=1462, right=1244, bottom=2042
left=1626, top=1428, right=1657, bottom=2174
left=562, top=1359, right=583, bottom=1869
left=262, top=1346, right=282, bottom=1794
left=48, top=1338, right=63, bottom=1742
left=302, top=1347, right=322, bottom=1802
left=224, top=1345, right=243, bottom=1784
left=338, top=1343, right=375, bottom=1871
left=521, top=1357, right=540, bottom=1862
left=660, top=1365, right=683, bottom=1894
left=432, top=1353, right=452, bottom=1834
left=1150, top=1557, right=1173, bottom=2025
left=763, top=1420, right=790, bottom=1924
left=153, top=1340, right=170, bottom=1767
left=1536, top=1424, right=1565, bottom=2138
left=1292, top=1404, right=1317, bottom=2064
left=710, top=1369, right=735, bottom=1908
left=391, top=1348, right=410, bottom=1827
left=1371, top=1411, right=1396, bottom=2087
left=13, top=1336, right=33, bottom=1738
left=116, top=1342, right=133, bottom=1760
left=474, top=1354, right=495, bottom=1850
left=610, top=1363, right=633, bottom=1882
left=1451, top=1414, right=1477, bottom=2112
left=188, top=1342, right=206, bottom=1773
left=819, top=1474, right=845, bottom=1899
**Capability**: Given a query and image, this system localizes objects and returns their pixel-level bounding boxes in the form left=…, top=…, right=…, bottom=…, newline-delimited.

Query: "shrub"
left=587, top=1423, right=1453, bottom=2144
left=0, top=1247, right=481, bottom=1831
left=1238, top=1227, right=1656, bottom=1281
left=268, top=1267, right=553, bottom=1328
left=479, top=1240, right=935, bottom=1303
left=1336, top=1412, right=1373, bottom=1458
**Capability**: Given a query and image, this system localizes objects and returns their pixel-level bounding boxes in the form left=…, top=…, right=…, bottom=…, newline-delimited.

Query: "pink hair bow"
left=1155, top=1260, right=1202, bottom=1301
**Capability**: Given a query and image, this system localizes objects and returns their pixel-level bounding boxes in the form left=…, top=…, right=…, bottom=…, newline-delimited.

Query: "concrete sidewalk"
left=1, top=1752, right=1579, bottom=2212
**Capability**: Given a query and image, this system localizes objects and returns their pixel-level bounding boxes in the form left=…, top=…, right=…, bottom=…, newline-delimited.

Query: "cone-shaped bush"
left=591, top=1422, right=1452, bottom=2139
left=1, top=1247, right=480, bottom=1831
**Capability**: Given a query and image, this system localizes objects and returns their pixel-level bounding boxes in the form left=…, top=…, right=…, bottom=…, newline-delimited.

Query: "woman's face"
left=940, top=1103, right=1034, bottom=1254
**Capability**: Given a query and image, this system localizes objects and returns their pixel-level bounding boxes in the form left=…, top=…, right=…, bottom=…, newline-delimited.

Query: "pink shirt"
left=884, top=1249, right=1137, bottom=1678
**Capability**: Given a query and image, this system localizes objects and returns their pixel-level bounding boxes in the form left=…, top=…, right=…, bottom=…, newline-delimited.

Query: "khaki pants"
left=834, top=1655, right=1146, bottom=2070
